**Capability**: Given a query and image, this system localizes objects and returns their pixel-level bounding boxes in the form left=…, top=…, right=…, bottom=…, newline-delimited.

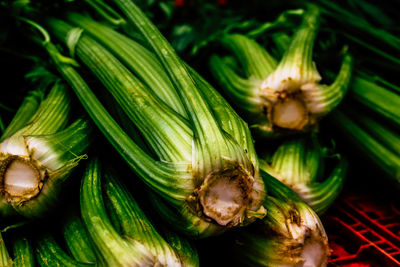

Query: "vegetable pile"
left=0, top=0, right=398, bottom=266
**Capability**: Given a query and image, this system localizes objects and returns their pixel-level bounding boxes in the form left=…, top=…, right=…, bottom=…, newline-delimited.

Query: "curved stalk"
left=80, top=159, right=159, bottom=266
left=12, top=236, right=35, bottom=267
left=260, top=136, right=346, bottom=214
left=36, top=234, right=95, bottom=267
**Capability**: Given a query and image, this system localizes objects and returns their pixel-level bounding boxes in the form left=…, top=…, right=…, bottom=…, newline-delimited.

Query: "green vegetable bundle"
left=4, top=0, right=398, bottom=266
left=215, top=173, right=329, bottom=266
left=37, top=0, right=267, bottom=238
left=209, top=5, right=353, bottom=137
left=259, top=136, right=346, bottom=214
left=0, top=72, right=90, bottom=218
left=80, top=159, right=198, bottom=266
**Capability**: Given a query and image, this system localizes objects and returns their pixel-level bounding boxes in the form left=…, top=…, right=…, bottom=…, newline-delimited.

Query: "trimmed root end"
left=272, top=97, right=309, bottom=130
left=193, top=165, right=255, bottom=226
left=1, top=156, right=46, bottom=202
left=301, top=239, right=328, bottom=267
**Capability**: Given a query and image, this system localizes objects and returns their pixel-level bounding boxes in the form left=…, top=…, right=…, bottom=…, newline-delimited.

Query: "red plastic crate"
left=325, top=194, right=400, bottom=266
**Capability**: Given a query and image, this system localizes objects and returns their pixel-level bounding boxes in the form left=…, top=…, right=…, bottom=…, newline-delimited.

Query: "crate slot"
left=377, top=242, right=396, bottom=252
left=387, top=225, right=400, bottom=237
left=353, top=224, right=367, bottom=231
left=364, top=211, right=381, bottom=220
left=376, top=217, right=399, bottom=226
left=361, top=231, right=382, bottom=242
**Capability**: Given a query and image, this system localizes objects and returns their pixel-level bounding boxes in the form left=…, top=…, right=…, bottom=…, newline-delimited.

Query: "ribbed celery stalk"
left=314, top=0, right=400, bottom=68
left=229, top=172, right=329, bottom=266
left=259, top=136, right=346, bottom=214
left=0, top=80, right=90, bottom=218
left=81, top=158, right=167, bottom=266
left=36, top=233, right=95, bottom=267
left=62, top=213, right=97, bottom=264
left=12, top=236, right=34, bottom=267
left=102, top=168, right=192, bottom=266
left=109, top=0, right=266, bottom=225
left=210, top=5, right=353, bottom=137
left=328, top=70, right=400, bottom=183
left=158, top=225, right=199, bottom=267
left=0, top=68, right=57, bottom=142
left=46, top=13, right=265, bottom=236
left=66, top=13, right=259, bottom=174
left=0, top=90, right=41, bottom=142
left=66, top=12, right=186, bottom=117
left=331, top=108, right=400, bottom=183
left=350, top=74, right=400, bottom=126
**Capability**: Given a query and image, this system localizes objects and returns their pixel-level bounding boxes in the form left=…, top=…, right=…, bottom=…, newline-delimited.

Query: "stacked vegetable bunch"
left=1, top=0, right=397, bottom=266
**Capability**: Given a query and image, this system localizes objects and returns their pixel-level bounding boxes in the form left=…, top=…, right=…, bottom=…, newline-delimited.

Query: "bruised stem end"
left=0, top=156, right=46, bottom=203
left=188, top=165, right=262, bottom=226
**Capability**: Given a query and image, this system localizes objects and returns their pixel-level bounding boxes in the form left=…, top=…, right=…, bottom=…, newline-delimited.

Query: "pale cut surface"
left=301, top=241, right=327, bottom=267
left=198, top=168, right=252, bottom=226
left=4, top=159, right=40, bottom=197
left=272, top=98, right=308, bottom=130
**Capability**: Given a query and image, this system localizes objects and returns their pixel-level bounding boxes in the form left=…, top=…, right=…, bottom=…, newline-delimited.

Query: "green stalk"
left=103, top=169, right=189, bottom=266
left=66, top=12, right=186, bottom=117
left=36, top=234, right=94, bottom=267
left=0, top=233, right=12, bottom=266
left=219, top=34, right=277, bottom=80
left=331, top=108, right=400, bottom=183
left=81, top=159, right=157, bottom=266
left=44, top=40, right=214, bottom=236
left=109, top=0, right=265, bottom=221
left=158, top=226, right=199, bottom=267
left=84, top=0, right=127, bottom=26
left=1, top=82, right=70, bottom=142
left=187, top=66, right=260, bottom=171
left=12, top=236, right=34, bottom=267
left=49, top=19, right=192, bottom=164
left=0, top=67, right=59, bottom=141
left=45, top=14, right=265, bottom=235
left=0, top=80, right=90, bottom=218
left=0, top=90, right=42, bottom=142
left=63, top=213, right=97, bottom=264
left=350, top=75, right=400, bottom=127
left=68, top=13, right=259, bottom=171
left=210, top=54, right=261, bottom=113
left=210, top=5, right=353, bottom=137
left=314, top=0, right=400, bottom=50
left=259, top=136, right=346, bottom=214
left=229, top=172, right=329, bottom=266
left=355, top=115, right=400, bottom=155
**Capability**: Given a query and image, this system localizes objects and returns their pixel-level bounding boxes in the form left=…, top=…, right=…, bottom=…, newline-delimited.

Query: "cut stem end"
left=271, top=96, right=309, bottom=130
left=301, top=237, right=329, bottom=267
left=191, top=166, right=255, bottom=226
left=1, top=156, right=46, bottom=202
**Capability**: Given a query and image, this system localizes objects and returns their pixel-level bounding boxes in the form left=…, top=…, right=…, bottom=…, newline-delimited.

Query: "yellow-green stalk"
left=260, top=136, right=346, bottom=214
